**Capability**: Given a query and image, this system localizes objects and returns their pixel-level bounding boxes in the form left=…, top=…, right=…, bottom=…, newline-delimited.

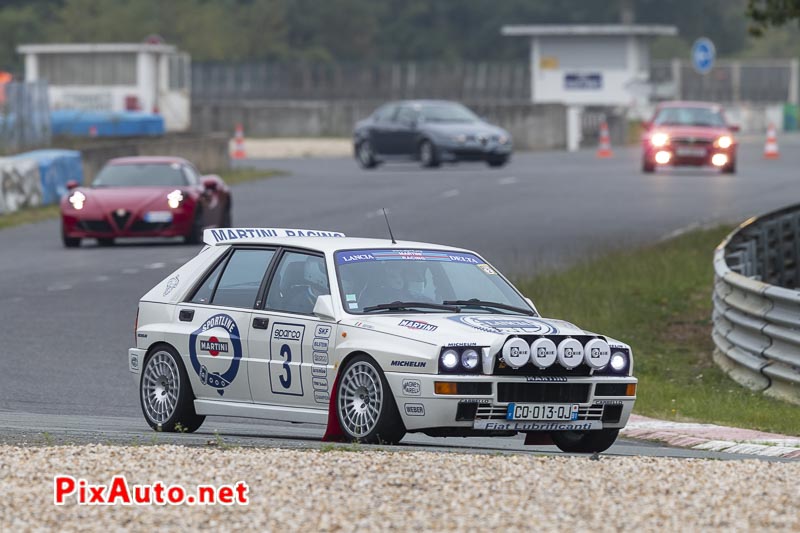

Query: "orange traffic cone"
left=596, top=122, right=613, bottom=158
left=763, top=123, right=779, bottom=159
left=232, top=124, right=246, bottom=159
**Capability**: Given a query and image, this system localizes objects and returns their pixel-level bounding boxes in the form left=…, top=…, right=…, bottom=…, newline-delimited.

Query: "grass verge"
left=515, top=226, right=800, bottom=436
left=0, top=168, right=284, bottom=231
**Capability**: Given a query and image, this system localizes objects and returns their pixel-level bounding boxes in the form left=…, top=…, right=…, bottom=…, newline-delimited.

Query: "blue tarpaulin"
left=8, top=149, right=84, bottom=205
left=51, top=110, right=164, bottom=137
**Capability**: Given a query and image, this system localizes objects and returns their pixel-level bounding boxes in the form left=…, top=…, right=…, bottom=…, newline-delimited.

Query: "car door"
left=247, top=249, right=336, bottom=410
left=177, top=247, right=277, bottom=403
left=368, top=103, right=399, bottom=155
left=390, top=105, right=420, bottom=156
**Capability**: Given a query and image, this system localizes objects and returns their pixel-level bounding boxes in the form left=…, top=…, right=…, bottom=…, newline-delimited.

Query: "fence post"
left=670, top=59, right=682, bottom=100
left=789, top=58, right=799, bottom=106
left=731, top=61, right=741, bottom=103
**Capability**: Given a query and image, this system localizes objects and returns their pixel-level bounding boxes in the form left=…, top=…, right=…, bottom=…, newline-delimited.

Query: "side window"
left=208, top=249, right=275, bottom=308
left=182, top=165, right=199, bottom=185
left=374, top=103, right=398, bottom=122
left=190, top=257, right=226, bottom=304
left=265, top=252, right=330, bottom=315
left=395, top=106, right=418, bottom=125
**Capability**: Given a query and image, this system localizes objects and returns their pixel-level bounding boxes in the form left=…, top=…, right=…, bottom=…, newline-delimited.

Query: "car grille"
left=475, top=404, right=604, bottom=421
left=111, top=210, right=131, bottom=230
left=129, top=220, right=171, bottom=232
left=671, top=137, right=713, bottom=146
left=497, top=383, right=590, bottom=403
left=77, top=220, right=113, bottom=233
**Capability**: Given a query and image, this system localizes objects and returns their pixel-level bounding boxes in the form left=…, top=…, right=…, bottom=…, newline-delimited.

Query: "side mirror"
left=728, top=124, right=741, bottom=133
left=66, top=180, right=79, bottom=191
left=202, top=176, right=219, bottom=191
left=313, top=294, right=337, bottom=322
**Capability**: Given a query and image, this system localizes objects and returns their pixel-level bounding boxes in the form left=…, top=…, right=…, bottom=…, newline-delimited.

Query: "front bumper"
left=384, top=372, right=636, bottom=433
left=644, top=144, right=736, bottom=167
left=437, top=140, right=512, bottom=161
left=62, top=208, right=194, bottom=239
left=129, top=348, right=145, bottom=378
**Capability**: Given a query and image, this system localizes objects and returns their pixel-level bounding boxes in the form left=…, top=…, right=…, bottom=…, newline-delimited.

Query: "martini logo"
left=200, top=337, right=229, bottom=356
left=189, top=314, right=242, bottom=396
left=398, top=319, right=438, bottom=332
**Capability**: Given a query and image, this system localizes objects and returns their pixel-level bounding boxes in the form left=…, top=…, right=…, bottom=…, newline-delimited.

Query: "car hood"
left=421, top=121, right=506, bottom=137
left=653, top=125, right=731, bottom=139
left=80, top=186, right=188, bottom=211
left=341, top=313, right=622, bottom=349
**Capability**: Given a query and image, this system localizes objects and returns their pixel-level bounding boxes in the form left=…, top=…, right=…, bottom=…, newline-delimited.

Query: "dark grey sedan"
left=353, top=100, right=512, bottom=169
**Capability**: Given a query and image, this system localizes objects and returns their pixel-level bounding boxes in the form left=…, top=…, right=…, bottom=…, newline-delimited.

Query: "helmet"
left=303, top=257, right=328, bottom=290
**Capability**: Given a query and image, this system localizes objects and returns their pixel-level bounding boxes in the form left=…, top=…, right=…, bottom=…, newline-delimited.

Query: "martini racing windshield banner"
left=336, top=249, right=481, bottom=265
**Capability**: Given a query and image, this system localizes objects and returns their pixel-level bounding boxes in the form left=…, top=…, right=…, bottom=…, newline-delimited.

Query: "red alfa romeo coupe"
left=61, top=156, right=231, bottom=247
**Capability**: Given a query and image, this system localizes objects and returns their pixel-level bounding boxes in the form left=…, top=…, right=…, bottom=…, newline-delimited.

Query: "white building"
left=17, top=41, right=191, bottom=132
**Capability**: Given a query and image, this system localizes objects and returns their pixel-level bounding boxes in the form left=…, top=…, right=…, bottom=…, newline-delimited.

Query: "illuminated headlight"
left=167, top=189, right=184, bottom=209
left=440, top=349, right=459, bottom=370
left=68, top=191, right=86, bottom=210
left=650, top=132, right=669, bottom=147
left=461, top=349, right=479, bottom=370
left=610, top=351, right=628, bottom=372
left=716, top=135, right=733, bottom=149
left=498, top=135, right=509, bottom=145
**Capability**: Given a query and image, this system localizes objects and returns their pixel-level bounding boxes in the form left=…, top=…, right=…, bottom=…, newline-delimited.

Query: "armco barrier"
left=712, top=204, right=800, bottom=405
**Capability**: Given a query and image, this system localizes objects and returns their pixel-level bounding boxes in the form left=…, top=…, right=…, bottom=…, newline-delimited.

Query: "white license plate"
left=144, top=211, right=173, bottom=223
left=675, top=147, right=707, bottom=157
left=506, top=403, right=579, bottom=421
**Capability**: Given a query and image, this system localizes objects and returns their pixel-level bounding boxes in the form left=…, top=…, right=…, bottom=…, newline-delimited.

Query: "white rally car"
left=129, top=228, right=637, bottom=453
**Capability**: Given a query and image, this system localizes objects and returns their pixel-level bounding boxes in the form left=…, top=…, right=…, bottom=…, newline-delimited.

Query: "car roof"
left=203, top=228, right=472, bottom=255
left=656, top=100, right=723, bottom=109
left=389, top=99, right=463, bottom=107
left=108, top=156, right=191, bottom=166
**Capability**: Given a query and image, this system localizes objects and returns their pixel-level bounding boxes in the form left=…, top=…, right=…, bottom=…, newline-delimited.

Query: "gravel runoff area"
left=1, top=445, right=798, bottom=531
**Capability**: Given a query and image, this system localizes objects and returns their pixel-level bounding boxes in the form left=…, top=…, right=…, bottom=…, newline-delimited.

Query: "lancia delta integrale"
left=129, top=228, right=637, bottom=453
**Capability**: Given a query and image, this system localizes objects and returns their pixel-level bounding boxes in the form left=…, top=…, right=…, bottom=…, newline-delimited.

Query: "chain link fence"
left=0, top=81, right=51, bottom=154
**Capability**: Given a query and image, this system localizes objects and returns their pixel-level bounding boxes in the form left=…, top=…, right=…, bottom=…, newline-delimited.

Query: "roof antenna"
left=383, top=208, right=397, bottom=244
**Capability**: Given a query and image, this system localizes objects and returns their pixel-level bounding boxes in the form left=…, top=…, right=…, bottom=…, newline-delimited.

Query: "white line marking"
left=498, top=176, right=518, bottom=185
left=441, top=189, right=460, bottom=198
left=145, top=262, right=166, bottom=270
left=46, top=284, right=72, bottom=292
left=94, top=275, right=110, bottom=282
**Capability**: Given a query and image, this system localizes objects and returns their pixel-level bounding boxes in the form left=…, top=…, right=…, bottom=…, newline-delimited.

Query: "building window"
left=38, top=52, right=137, bottom=86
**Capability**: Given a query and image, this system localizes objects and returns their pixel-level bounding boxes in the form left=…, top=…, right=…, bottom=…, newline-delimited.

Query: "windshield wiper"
left=362, top=301, right=460, bottom=313
left=443, top=299, right=534, bottom=316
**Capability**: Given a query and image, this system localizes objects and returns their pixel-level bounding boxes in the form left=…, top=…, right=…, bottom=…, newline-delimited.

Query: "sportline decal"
left=189, top=314, right=243, bottom=396
left=205, top=228, right=345, bottom=244
left=398, top=319, right=438, bottom=332
left=449, top=315, right=559, bottom=335
left=53, top=475, right=248, bottom=506
left=335, top=249, right=481, bottom=265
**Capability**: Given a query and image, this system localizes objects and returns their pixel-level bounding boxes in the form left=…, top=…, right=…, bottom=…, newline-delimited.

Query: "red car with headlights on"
left=641, top=101, right=739, bottom=174
left=61, top=156, right=231, bottom=247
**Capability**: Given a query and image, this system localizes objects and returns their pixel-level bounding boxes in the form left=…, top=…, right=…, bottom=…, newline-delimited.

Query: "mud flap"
left=321, top=372, right=347, bottom=442
left=524, top=432, right=554, bottom=446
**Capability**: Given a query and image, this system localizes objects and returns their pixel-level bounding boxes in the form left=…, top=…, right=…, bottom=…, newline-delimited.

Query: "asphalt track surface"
left=1, top=138, right=799, bottom=460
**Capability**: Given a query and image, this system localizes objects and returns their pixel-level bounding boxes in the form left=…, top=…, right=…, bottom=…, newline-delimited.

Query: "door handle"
left=252, top=317, right=269, bottom=330
left=179, top=309, right=194, bottom=322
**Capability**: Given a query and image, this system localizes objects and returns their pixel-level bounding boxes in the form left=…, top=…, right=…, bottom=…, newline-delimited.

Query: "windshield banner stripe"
left=336, top=249, right=479, bottom=265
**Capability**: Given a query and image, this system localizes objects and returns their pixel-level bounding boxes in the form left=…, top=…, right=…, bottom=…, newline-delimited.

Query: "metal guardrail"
left=712, top=204, right=800, bottom=405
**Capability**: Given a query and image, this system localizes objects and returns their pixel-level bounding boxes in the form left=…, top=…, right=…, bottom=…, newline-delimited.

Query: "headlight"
left=650, top=132, right=669, bottom=147
left=461, top=349, right=479, bottom=370
left=167, top=189, right=184, bottom=209
left=716, top=135, right=733, bottom=149
left=68, top=191, right=86, bottom=210
left=440, top=349, right=459, bottom=370
left=498, top=135, right=510, bottom=145
left=610, top=351, right=628, bottom=372
left=453, top=134, right=467, bottom=143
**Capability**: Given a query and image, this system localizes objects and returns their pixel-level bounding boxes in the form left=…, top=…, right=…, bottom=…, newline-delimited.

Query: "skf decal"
left=398, top=319, right=438, bottom=332
left=391, top=360, right=426, bottom=368
left=188, top=314, right=243, bottom=396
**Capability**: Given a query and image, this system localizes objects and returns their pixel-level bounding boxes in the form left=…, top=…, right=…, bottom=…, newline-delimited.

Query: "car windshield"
left=418, top=103, right=479, bottom=123
left=335, top=249, right=532, bottom=315
left=92, top=163, right=188, bottom=187
left=653, top=106, right=726, bottom=128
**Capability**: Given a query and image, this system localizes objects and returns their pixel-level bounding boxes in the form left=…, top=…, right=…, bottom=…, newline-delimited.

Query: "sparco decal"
left=449, top=316, right=559, bottom=335
left=188, top=314, right=243, bottom=396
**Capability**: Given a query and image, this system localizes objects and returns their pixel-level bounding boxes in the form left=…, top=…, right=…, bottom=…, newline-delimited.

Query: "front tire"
left=184, top=209, right=204, bottom=244
left=722, top=157, right=736, bottom=174
left=552, top=428, right=619, bottom=454
left=356, top=140, right=378, bottom=169
left=487, top=155, right=508, bottom=168
left=336, top=355, right=406, bottom=444
left=62, top=225, right=80, bottom=248
left=419, top=140, right=440, bottom=168
left=140, top=345, right=205, bottom=433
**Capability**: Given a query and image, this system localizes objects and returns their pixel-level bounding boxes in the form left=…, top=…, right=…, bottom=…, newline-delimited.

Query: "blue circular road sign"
left=692, top=37, right=716, bottom=74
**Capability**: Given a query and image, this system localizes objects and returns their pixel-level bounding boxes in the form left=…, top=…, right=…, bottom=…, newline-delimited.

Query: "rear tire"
left=336, top=355, right=406, bottom=444
left=139, top=345, right=205, bottom=433
left=419, top=140, right=440, bottom=168
left=552, top=428, right=619, bottom=454
left=356, top=140, right=378, bottom=169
